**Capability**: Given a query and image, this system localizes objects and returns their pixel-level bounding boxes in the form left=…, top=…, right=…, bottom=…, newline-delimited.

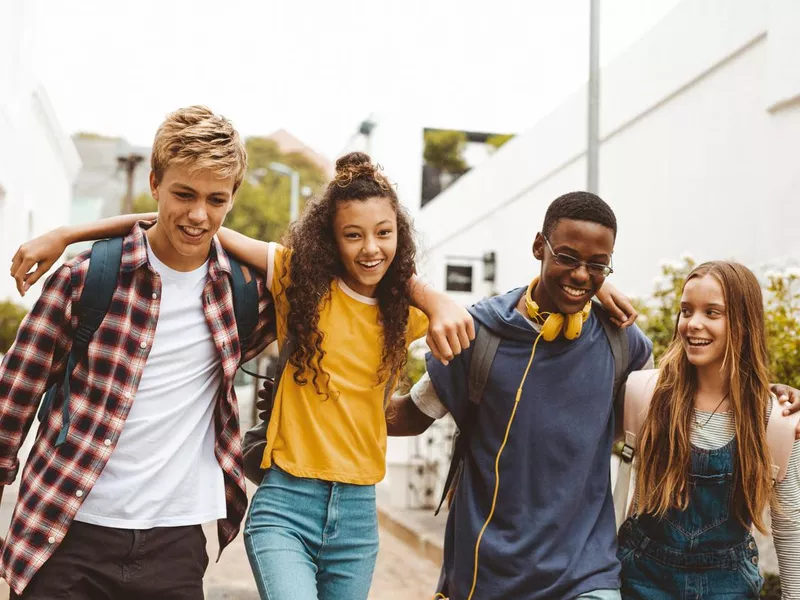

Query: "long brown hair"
left=634, top=261, right=774, bottom=533
left=280, top=152, right=416, bottom=397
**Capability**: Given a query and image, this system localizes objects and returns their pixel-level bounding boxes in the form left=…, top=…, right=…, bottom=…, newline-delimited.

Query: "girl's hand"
left=772, top=384, right=800, bottom=439
left=425, top=294, right=476, bottom=366
left=596, top=280, right=638, bottom=328
left=10, top=228, right=69, bottom=296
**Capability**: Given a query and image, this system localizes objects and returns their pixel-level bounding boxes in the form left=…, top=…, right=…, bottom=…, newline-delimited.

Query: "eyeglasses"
left=543, top=236, right=614, bottom=277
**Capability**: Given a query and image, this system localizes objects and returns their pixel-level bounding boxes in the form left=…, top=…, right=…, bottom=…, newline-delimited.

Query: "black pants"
left=14, top=521, right=209, bottom=600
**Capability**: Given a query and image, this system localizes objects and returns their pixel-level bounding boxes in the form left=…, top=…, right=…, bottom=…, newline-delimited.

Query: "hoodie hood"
left=468, top=287, right=542, bottom=343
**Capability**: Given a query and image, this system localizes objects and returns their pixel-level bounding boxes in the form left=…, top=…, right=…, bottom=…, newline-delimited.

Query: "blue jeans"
left=243, top=466, right=379, bottom=600
left=577, top=590, right=621, bottom=600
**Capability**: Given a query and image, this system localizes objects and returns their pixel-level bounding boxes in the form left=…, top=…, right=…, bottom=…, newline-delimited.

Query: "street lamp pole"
left=587, top=0, right=600, bottom=194
left=269, top=162, right=300, bottom=222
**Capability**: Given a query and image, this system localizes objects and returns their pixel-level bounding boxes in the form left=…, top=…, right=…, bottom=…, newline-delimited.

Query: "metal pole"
left=290, top=170, right=300, bottom=222
left=587, top=0, right=600, bottom=194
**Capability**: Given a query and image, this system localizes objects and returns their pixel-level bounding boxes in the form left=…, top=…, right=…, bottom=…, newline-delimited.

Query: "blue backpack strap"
left=228, top=256, right=259, bottom=354
left=46, top=238, right=123, bottom=446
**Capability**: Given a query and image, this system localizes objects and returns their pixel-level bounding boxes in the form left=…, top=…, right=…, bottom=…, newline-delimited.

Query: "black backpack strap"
left=50, top=238, right=123, bottom=446
left=228, top=256, right=259, bottom=355
left=593, top=301, right=630, bottom=423
left=435, top=324, right=500, bottom=515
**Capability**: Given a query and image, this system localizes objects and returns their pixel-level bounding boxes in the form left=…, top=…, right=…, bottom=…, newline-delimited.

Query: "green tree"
left=764, top=268, right=800, bottom=389
left=0, top=300, right=28, bottom=354
left=423, top=130, right=468, bottom=173
left=486, top=134, right=514, bottom=153
left=133, top=192, right=157, bottom=214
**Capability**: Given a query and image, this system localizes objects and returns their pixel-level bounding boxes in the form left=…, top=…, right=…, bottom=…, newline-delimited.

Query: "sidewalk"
left=375, top=487, right=447, bottom=567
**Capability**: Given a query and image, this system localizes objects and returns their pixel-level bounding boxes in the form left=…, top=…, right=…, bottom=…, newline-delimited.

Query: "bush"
left=0, top=300, right=28, bottom=354
left=761, top=571, right=781, bottom=598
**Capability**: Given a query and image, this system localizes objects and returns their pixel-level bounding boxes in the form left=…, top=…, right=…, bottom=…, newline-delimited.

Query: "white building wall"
left=417, top=0, right=800, bottom=304
left=0, top=0, right=80, bottom=308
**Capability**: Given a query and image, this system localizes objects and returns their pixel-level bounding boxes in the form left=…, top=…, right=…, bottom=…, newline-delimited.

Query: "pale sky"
left=30, top=0, right=682, bottom=159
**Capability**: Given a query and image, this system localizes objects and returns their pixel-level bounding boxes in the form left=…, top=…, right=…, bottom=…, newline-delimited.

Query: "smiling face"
left=148, top=166, right=234, bottom=271
left=332, top=196, right=398, bottom=298
left=678, top=274, right=728, bottom=370
left=531, top=218, right=615, bottom=314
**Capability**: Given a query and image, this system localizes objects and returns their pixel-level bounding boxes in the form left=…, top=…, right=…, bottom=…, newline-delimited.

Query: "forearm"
left=408, top=275, right=438, bottom=313
left=60, top=213, right=155, bottom=245
left=216, top=228, right=270, bottom=275
left=387, top=393, right=434, bottom=436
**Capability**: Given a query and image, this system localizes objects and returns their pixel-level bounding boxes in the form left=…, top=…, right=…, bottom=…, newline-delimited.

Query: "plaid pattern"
left=0, top=222, right=275, bottom=594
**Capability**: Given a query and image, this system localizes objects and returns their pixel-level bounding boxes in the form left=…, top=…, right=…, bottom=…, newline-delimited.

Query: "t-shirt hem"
left=273, top=458, right=383, bottom=486
left=72, top=509, right=226, bottom=529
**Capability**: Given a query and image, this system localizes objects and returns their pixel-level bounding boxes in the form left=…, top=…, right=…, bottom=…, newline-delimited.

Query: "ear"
left=149, top=171, right=159, bottom=201
left=533, top=233, right=545, bottom=261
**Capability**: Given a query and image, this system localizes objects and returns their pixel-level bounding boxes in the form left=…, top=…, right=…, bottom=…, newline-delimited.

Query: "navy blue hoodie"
left=427, top=287, right=652, bottom=599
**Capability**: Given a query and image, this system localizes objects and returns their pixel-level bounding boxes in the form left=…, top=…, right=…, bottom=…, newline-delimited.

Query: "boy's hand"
left=256, top=377, right=275, bottom=422
left=596, top=280, right=638, bottom=328
left=425, top=294, right=475, bottom=366
left=10, top=228, right=69, bottom=296
left=772, top=384, right=800, bottom=439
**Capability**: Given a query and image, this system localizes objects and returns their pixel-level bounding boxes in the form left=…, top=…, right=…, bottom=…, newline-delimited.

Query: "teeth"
left=182, top=227, right=204, bottom=236
left=562, top=285, right=587, bottom=297
left=688, top=338, right=712, bottom=346
left=359, top=260, right=382, bottom=268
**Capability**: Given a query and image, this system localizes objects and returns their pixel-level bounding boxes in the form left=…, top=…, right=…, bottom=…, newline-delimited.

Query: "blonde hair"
left=151, top=105, right=247, bottom=193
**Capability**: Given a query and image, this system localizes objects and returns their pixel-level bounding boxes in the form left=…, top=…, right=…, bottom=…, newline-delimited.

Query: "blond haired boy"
left=0, top=106, right=275, bottom=599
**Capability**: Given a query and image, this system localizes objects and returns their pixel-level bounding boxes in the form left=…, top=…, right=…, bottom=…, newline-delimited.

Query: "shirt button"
left=124, top=391, right=132, bottom=400
left=76, top=490, right=83, bottom=497
left=48, top=536, right=55, bottom=544
left=139, top=341, right=147, bottom=349
left=104, top=439, right=112, bottom=446
left=751, top=556, right=759, bottom=565
left=152, top=293, right=158, bottom=300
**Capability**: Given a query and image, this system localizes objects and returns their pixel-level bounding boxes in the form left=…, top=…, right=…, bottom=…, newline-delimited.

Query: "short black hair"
left=542, top=191, right=617, bottom=239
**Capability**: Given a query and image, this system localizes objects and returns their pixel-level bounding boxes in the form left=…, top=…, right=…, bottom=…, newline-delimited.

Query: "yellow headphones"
left=525, top=278, right=592, bottom=341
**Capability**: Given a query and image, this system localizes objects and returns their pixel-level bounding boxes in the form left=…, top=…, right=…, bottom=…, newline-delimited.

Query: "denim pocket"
left=736, top=558, right=763, bottom=597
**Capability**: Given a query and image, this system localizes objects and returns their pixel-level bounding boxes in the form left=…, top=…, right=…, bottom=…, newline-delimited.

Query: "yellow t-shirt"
left=260, top=243, right=429, bottom=484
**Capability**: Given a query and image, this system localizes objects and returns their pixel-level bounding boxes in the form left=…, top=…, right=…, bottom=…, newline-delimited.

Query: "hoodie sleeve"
left=626, top=324, right=653, bottom=372
left=424, top=332, right=477, bottom=431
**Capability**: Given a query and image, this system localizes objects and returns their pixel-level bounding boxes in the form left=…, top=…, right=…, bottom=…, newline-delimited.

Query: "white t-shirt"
left=74, top=244, right=226, bottom=528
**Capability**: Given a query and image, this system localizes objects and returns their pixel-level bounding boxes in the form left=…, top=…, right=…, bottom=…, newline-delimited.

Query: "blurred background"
left=1, top=1, right=799, bottom=597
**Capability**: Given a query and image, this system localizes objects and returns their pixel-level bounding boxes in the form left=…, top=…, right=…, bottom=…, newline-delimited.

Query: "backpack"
left=38, top=237, right=260, bottom=446
left=435, top=301, right=630, bottom=516
left=613, top=369, right=800, bottom=528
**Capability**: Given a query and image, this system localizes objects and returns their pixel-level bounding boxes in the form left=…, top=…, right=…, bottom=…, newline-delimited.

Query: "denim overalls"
left=617, top=438, right=764, bottom=599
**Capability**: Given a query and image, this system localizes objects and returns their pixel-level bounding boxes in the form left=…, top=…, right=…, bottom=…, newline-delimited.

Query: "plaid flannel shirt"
left=0, top=222, right=275, bottom=594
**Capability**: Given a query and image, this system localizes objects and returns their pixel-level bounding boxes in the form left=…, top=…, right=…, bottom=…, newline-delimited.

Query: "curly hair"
left=280, top=151, right=417, bottom=398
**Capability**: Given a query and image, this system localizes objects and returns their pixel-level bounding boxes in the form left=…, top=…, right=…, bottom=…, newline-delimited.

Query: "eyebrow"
left=555, top=244, right=611, bottom=261
left=681, top=301, right=726, bottom=308
left=342, top=220, right=393, bottom=229
left=170, top=183, right=228, bottom=198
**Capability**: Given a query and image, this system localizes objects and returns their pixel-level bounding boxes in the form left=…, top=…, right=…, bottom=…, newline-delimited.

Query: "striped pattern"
left=689, top=408, right=800, bottom=599
left=0, top=223, right=275, bottom=594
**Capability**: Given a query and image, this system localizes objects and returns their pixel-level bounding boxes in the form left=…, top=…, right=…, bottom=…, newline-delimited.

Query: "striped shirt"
left=0, top=222, right=276, bottom=594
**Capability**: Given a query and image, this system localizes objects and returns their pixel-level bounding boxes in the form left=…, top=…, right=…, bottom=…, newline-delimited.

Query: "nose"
left=362, top=235, right=379, bottom=256
left=687, top=313, right=705, bottom=331
left=187, top=200, right=208, bottom=224
left=570, top=263, right=590, bottom=285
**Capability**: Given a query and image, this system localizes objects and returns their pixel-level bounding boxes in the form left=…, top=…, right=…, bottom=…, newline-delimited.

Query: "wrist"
left=56, top=225, right=76, bottom=246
